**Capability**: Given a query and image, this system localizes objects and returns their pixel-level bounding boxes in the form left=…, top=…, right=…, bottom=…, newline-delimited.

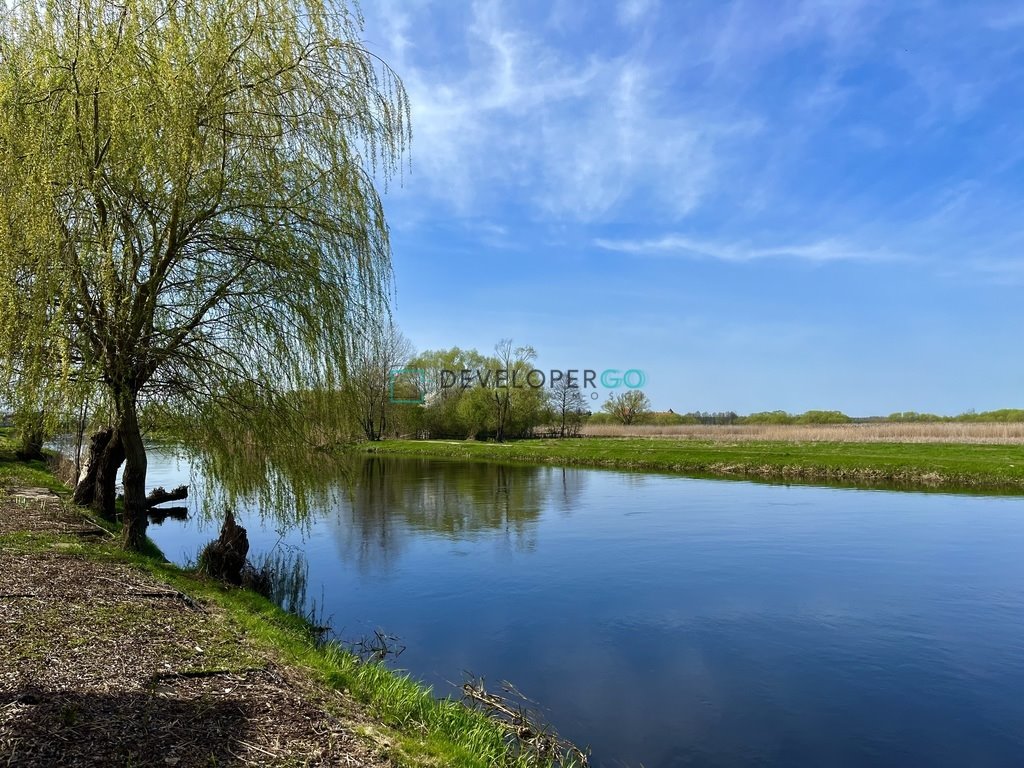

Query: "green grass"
left=134, top=559, right=524, bottom=767
left=0, top=437, right=570, bottom=768
left=359, top=438, right=1024, bottom=494
left=0, top=427, right=67, bottom=491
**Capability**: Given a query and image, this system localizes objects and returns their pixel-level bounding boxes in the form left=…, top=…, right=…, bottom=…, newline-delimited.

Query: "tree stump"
left=198, top=511, right=249, bottom=585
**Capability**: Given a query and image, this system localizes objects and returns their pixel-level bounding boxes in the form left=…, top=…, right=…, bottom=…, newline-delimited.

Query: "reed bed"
left=579, top=422, right=1024, bottom=444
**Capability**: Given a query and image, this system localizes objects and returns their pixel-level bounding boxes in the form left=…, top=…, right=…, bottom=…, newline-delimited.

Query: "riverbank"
left=0, top=440, right=571, bottom=767
left=360, top=438, right=1024, bottom=493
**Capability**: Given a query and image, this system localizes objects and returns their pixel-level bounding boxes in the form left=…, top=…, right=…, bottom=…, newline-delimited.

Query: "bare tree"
left=346, top=320, right=414, bottom=441
left=548, top=379, right=587, bottom=437
left=490, top=339, right=538, bottom=442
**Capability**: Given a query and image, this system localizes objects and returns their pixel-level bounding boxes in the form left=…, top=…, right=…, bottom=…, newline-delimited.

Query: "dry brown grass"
left=580, top=422, right=1024, bottom=444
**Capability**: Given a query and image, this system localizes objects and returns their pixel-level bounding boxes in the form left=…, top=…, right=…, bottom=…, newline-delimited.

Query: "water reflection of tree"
left=181, top=436, right=355, bottom=531
left=167, top=436, right=589, bottom=576
left=328, top=458, right=587, bottom=572
left=549, top=466, right=587, bottom=516
left=248, top=546, right=310, bottom=616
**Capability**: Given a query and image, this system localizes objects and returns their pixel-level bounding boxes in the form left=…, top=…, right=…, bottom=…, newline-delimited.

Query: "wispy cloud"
left=364, top=0, right=1024, bottom=272
left=594, top=234, right=907, bottom=264
left=704, top=0, right=877, bottom=82
left=364, top=0, right=751, bottom=221
left=963, top=256, right=1024, bottom=285
left=618, top=0, right=658, bottom=27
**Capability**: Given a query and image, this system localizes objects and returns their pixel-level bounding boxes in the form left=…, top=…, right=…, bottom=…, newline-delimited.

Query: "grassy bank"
left=360, top=438, right=1024, bottom=493
left=0, top=434, right=579, bottom=767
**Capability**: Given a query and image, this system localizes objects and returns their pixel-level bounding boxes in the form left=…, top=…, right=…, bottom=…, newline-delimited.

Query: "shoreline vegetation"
left=0, top=434, right=587, bottom=768
left=359, top=435, right=1024, bottom=494
left=578, top=421, right=1024, bottom=444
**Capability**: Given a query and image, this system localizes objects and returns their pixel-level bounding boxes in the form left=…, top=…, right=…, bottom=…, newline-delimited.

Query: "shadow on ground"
left=2, top=686, right=252, bottom=767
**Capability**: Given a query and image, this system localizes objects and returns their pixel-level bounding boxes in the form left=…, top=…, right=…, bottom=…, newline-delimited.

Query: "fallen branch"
left=90, top=575, right=203, bottom=610
left=145, top=485, right=188, bottom=508
left=75, top=513, right=115, bottom=538
left=461, top=677, right=589, bottom=766
left=347, top=630, right=406, bottom=663
left=149, top=666, right=266, bottom=682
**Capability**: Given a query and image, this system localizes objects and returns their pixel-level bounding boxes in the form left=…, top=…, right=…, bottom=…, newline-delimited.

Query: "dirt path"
left=0, top=488, right=389, bottom=767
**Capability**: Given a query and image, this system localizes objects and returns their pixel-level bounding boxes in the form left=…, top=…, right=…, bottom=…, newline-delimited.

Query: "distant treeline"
left=872, top=409, right=1024, bottom=423
left=586, top=408, right=1024, bottom=426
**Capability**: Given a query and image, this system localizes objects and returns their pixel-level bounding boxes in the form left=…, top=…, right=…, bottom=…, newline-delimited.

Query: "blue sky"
left=359, top=0, right=1024, bottom=416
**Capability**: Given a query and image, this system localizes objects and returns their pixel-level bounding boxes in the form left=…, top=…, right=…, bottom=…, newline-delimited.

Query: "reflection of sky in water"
left=144, top=451, right=1024, bottom=768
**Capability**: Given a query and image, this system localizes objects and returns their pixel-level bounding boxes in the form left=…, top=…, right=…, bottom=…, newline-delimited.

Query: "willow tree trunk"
left=93, top=430, right=126, bottom=520
left=73, top=428, right=109, bottom=506
left=74, top=427, right=125, bottom=518
left=119, top=398, right=149, bottom=551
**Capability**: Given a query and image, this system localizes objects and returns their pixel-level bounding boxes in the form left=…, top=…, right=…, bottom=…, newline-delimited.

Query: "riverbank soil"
left=0, top=487, right=388, bottom=767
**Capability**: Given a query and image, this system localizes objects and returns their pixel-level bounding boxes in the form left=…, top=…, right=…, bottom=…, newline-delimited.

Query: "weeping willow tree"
left=0, top=0, right=409, bottom=549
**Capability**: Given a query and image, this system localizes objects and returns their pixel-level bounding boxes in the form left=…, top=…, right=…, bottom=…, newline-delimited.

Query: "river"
left=143, top=450, right=1024, bottom=767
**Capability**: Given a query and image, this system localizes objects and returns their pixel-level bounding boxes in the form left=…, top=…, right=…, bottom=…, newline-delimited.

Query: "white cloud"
left=534, top=63, right=737, bottom=220
left=705, top=0, right=876, bottom=82
left=618, top=0, right=658, bottom=27
left=363, top=0, right=746, bottom=221
left=363, top=0, right=1024, bottom=257
left=593, top=234, right=906, bottom=263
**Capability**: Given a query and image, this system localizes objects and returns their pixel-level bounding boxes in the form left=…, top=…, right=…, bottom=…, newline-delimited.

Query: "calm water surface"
left=144, top=452, right=1024, bottom=767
